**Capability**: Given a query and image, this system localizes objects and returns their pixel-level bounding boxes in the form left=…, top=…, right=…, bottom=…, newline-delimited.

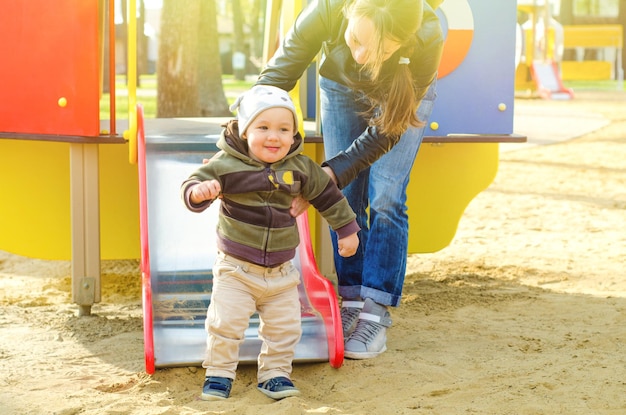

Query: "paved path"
left=503, top=100, right=610, bottom=152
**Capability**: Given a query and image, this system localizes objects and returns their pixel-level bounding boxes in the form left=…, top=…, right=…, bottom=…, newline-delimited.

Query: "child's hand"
left=337, top=233, right=359, bottom=257
left=190, top=180, right=221, bottom=204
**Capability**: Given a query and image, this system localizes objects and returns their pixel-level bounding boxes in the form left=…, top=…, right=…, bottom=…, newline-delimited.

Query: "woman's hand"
left=290, top=196, right=310, bottom=217
left=289, top=166, right=339, bottom=217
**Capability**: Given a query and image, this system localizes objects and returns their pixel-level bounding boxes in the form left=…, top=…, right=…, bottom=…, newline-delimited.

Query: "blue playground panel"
left=428, top=0, right=517, bottom=136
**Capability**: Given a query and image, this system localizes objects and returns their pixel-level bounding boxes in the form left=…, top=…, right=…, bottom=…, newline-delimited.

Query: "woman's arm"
left=322, top=126, right=400, bottom=189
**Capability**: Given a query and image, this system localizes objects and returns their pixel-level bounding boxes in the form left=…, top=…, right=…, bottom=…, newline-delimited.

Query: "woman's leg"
left=320, top=76, right=437, bottom=307
left=344, top=81, right=437, bottom=359
left=319, top=76, right=370, bottom=300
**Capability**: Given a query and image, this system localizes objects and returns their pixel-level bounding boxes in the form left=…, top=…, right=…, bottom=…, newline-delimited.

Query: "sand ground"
left=1, top=90, right=625, bottom=414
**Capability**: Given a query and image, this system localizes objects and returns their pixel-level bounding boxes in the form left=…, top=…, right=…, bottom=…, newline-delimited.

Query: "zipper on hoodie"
left=262, top=166, right=275, bottom=266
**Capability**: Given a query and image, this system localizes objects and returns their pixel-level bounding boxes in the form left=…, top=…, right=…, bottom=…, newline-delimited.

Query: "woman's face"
left=344, top=16, right=402, bottom=65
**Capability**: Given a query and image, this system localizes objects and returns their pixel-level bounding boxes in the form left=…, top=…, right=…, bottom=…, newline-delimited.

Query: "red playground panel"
left=0, top=1, right=101, bottom=136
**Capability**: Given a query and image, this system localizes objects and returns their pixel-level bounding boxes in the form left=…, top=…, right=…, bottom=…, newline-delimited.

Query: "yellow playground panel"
left=0, top=140, right=139, bottom=260
left=407, top=143, right=499, bottom=253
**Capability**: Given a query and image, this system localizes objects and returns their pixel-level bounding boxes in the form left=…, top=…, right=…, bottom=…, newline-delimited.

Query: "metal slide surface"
left=137, top=114, right=343, bottom=373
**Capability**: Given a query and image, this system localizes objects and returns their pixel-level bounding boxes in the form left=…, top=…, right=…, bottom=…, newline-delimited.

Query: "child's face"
left=243, top=107, right=295, bottom=163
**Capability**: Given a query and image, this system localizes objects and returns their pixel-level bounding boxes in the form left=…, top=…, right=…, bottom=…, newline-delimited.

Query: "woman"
left=256, top=0, right=444, bottom=359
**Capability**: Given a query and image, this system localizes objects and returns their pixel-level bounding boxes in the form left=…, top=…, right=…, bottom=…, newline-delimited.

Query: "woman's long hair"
left=343, top=0, right=424, bottom=137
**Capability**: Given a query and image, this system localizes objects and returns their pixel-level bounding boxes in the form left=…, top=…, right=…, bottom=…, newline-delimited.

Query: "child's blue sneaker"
left=257, top=376, right=300, bottom=400
left=201, top=376, right=233, bottom=401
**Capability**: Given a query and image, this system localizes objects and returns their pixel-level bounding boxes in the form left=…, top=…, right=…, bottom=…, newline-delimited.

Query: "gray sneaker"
left=344, top=298, right=392, bottom=359
left=340, top=299, right=364, bottom=339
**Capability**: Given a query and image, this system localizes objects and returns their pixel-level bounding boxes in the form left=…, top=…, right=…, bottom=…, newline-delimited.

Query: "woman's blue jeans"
left=320, top=76, right=436, bottom=307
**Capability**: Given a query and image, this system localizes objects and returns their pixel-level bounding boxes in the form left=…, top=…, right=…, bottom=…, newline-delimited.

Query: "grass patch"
left=563, top=80, right=625, bottom=91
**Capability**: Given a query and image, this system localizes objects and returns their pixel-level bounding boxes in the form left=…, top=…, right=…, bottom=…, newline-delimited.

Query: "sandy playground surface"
left=1, top=90, right=625, bottom=414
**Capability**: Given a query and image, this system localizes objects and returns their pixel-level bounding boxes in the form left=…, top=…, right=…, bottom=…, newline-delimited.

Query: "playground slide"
left=530, top=61, right=575, bottom=100
left=136, top=106, right=343, bottom=374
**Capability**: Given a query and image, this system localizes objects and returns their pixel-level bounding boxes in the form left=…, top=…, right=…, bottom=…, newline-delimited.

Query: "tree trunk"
left=232, top=0, right=246, bottom=80
left=558, top=0, right=574, bottom=24
left=250, top=0, right=266, bottom=62
left=199, top=0, right=232, bottom=116
left=157, top=0, right=230, bottom=117
left=559, top=0, right=575, bottom=61
left=137, top=0, right=147, bottom=86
